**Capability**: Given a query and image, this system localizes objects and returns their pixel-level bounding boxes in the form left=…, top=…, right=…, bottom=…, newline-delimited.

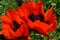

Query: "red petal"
left=33, top=20, right=52, bottom=39
left=1, top=16, right=12, bottom=24
left=0, top=31, right=3, bottom=35
left=45, top=13, right=57, bottom=32
left=6, top=10, right=12, bottom=20
left=48, top=13, right=57, bottom=24
left=44, top=7, right=53, bottom=21
left=37, top=1, right=44, bottom=15
left=2, top=23, right=16, bottom=39
left=48, top=21, right=57, bottom=32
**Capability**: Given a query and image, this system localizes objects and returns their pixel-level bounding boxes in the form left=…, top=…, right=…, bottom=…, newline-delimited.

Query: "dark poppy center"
left=46, top=21, right=49, bottom=24
left=28, top=14, right=44, bottom=22
left=13, top=21, right=20, bottom=31
left=35, top=14, right=44, bottom=22
left=28, top=14, right=35, bottom=22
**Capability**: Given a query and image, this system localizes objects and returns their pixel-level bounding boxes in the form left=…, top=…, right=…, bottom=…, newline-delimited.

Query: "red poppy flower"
left=0, top=9, right=30, bottom=40
left=17, top=1, right=57, bottom=39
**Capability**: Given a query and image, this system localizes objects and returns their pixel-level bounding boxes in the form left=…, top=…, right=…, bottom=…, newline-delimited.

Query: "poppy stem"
left=34, top=31, right=35, bottom=40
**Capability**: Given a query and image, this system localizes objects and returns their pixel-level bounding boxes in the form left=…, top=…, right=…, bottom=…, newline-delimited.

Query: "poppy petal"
left=48, top=14, right=57, bottom=31
left=34, top=21, right=51, bottom=39
left=6, top=10, right=12, bottom=20
left=33, top=20, right=52, bottom=39
left=18, top=1, right=33, bottom=13
left=1, top=16, right=12, bottom=24
left=48, top=22, right=56, bottom=32
left=37, top=1, right=44, bottom=15
left=44, top=7, right=53, bottom=21
left=2, top=23, right=16, bottom=39
left=7, top=9, right=23, bottom=24
left=0, top=31, right=3, bottom=35
left=48, top=13, right=57, bottom=24
left=34, top=20, right=53, bottom=31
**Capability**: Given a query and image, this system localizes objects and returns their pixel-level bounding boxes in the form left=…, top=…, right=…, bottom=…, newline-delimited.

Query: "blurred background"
left=0, top=0, right=60, bottom=40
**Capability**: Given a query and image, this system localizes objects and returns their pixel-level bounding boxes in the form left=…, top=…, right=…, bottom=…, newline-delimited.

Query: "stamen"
left=35, top=14, right=44, bottom=21
left=46, top=21, right=49, bottom=24
left=13, top=21, right=20, bottom=31
left=28, top=14, right=35, bottom=22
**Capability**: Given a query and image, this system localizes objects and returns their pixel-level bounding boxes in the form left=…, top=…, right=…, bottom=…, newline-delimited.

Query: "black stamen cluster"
left=13, top=21, right=20, bottom=31
left=29, top=14, right=44, bottom=22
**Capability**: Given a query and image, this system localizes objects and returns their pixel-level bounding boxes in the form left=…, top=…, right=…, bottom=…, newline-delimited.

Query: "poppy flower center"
left=35, top=14, right=44, bottom=21
left=28, top=14, right=44, bottom=22
left=13, top=21, right=20, bottom=31
left=28, top=14, right=35, bottom=22
left=46, top=21, right=49, bottom=24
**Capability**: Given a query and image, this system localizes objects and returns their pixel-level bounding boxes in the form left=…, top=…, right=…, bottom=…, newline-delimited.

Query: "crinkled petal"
left=1, top=16, right=12, bottom=24
left=37, top=1, right=44, bottom=15
left=44, top=7, right=53, bottom=21
left=2, top=23, right=16, bottom=39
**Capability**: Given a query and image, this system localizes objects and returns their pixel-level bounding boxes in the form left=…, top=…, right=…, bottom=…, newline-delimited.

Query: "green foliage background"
left=0, top=0, right=60, bottom=40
